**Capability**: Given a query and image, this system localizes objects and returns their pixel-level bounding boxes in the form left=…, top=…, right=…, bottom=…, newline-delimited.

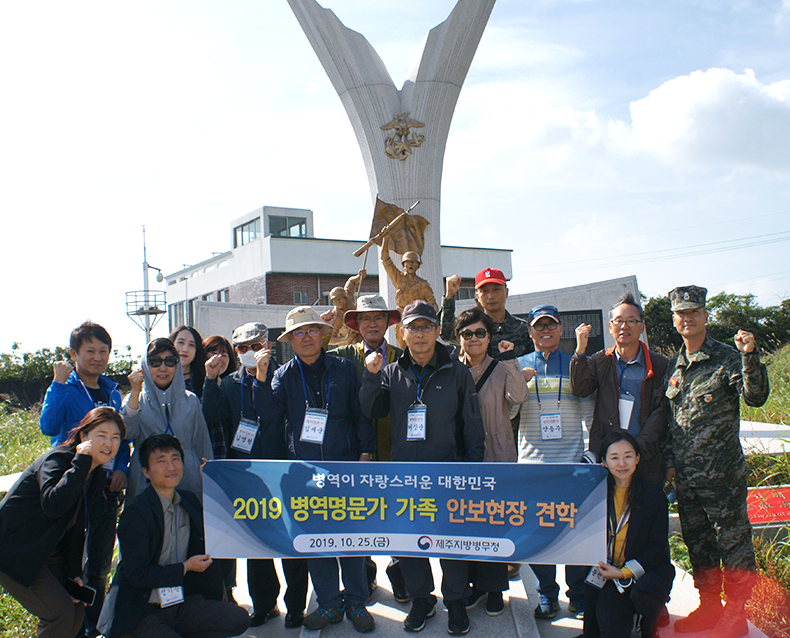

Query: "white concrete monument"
left=288, top=0, right=497, bottom=307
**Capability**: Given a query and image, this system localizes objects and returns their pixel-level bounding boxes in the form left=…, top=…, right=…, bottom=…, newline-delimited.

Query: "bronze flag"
left=369, top=197, right=430, bottom=256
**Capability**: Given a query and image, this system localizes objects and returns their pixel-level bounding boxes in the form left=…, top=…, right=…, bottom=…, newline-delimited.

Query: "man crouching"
left=98, top=434, right=250, bottom=638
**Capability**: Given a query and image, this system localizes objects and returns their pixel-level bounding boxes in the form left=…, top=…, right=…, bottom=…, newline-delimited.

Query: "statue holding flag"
left=355, top=197, right=437, bottom=347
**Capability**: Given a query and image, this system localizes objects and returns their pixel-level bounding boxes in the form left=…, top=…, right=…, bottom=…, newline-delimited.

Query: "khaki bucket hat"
left=277, top=306, right=334, bottom=342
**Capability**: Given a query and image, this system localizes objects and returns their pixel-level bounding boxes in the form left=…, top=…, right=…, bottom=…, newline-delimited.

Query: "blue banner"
left=203, top=460, right=607, bottom=564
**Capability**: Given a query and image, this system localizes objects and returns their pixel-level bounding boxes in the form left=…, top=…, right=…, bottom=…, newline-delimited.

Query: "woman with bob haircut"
left=123, top=338, right=213, bottom=503
left=580, top=430, right=673, bottom=638
left=455, top=307, right=529, bottom=615
left=202, top=334, right=238, bottom=459
left=0, top=407, right=125, bottom=638
left=169, top=325, right=207, bottom=398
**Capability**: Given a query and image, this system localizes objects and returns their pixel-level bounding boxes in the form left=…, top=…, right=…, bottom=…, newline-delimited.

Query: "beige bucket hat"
left=277, top=306, right=334, bottom=342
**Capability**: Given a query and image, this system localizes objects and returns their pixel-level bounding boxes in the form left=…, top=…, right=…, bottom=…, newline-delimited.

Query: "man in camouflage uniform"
left=440, top=267, right=531, bottom=358
left=665, top=285, right=769, bottom=638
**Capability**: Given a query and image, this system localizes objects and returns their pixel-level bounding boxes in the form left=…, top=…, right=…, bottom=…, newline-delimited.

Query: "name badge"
left=585, top=566, right=606, bottom=590
left=540, top=412, right=562, bottom=440
left=618, top=393, right=635, bottom=430
left=157, top=585, right=184, bottom=607
left=301, top=408, right=328, bottom=443
left=407, top=402, right=427, bottom=441
left=231, top=417, right=259, bottom=453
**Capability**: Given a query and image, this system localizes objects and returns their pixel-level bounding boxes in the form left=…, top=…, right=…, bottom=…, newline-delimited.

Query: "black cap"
left=401, top=300, right=439, bottom=326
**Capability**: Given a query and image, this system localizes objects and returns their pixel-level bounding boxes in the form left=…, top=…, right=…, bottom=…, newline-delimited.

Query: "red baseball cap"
left=475, top=268, right=507, bottom=289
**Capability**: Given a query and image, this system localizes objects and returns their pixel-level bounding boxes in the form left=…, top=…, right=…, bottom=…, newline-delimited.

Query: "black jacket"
left=98, top=486, right=224, bottom=638
left=616, top=482, right=674, bottom=594
left=360, top=342, right=485, bottom=462
left=201, top=364, right=286, bottom=460
left=0, top=447, right=102, bottom=587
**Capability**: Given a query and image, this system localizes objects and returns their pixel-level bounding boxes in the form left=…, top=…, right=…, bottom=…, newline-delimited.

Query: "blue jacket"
left=40, top=370, right=130, bottom=472
left=264, top=351, right=375, bottom=461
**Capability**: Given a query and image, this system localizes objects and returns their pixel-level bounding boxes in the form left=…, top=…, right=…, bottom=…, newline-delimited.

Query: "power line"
left=516, top=230, right=790, bottom=275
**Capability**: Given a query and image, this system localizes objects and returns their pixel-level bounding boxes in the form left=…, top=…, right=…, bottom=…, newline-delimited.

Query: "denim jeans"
left=308, top=556, right=367, bottom=608
left=529, top=563, right=588, bottom=605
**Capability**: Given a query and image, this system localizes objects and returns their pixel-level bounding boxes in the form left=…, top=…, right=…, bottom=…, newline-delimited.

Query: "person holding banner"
left=456, top=307, right=528, bottom=616
left=263, top=306, right=377, bottom=633
left=122, top=338, right=213, bottom=504
left=202, top=322, right=309, bottom=628
left=330, top=294, right=410, bottom=603
left=580, top=430, right=673, bottom=638
left=361, top=300, right=486, bottom=635
left=517, top=304, right=595, bottom=621
left=98, top=434, right=250, bottom=638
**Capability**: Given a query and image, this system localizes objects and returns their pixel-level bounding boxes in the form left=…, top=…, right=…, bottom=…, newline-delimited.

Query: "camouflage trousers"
left=676, top=478, right=756, bottom=599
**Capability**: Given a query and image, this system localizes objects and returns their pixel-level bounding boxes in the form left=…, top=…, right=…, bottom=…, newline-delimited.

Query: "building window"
left=294, top=291, right=309, bottom=304
left=233, top=217, right=261, bottom=247
left=270, top=216, right=307, bottom=238
left=201, top=294, right=212, bottom=301
left=457, top=287, right=475, bottom=301
left=217, top=288, right=229, bottom=302
left=169, top=302, right=185, bottom=332
left=188, top=299, right=197, bottom=325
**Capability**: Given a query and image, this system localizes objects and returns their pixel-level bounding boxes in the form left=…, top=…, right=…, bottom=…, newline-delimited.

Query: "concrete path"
left=232, top=557, right=767, bottom=638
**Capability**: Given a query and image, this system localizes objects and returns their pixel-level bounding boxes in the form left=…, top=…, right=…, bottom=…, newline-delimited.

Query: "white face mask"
left=239, top=350, right=257, bottom=370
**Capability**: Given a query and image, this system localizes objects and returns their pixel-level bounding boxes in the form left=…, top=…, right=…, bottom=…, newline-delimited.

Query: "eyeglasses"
left=148, top=355, right=179, bottom=368
left=459, top=328, right=488, bottom=340
left=357, top=314, right=388, bottom=325
left=610, top=319, right=642, bottom=328
left=403, top=323, right=436, bottom=334
left=236, top=342, right=265, bottom=353
left=292, top=327, right=321, bottom=339
left=532, top=322, right=558, bottom=332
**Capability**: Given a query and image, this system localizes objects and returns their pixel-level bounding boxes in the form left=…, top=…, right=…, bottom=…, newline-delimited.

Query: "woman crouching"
left=0, top=407, right=125, bottom=638
left=583, top=431, right=673, bottom=638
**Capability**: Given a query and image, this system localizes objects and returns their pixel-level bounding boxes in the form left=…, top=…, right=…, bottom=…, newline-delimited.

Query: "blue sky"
left=2, top=0, right=789, bottom=353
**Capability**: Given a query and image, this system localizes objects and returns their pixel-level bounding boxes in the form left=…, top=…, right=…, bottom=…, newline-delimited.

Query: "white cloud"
left=630, top=68, right=790, bottom=168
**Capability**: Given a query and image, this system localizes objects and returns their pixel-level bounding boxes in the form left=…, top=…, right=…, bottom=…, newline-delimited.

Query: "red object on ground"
left=747, top=485, right=790, bottom=524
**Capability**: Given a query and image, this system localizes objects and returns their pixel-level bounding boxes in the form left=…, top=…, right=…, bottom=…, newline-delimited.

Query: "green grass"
left=0, top=403, right=48, bottom=477
left=0, top=592, right=38, bottom=637
left=742, top=345, right=790, bottom=425
left=0, top=402, right=47, bottom=636
left=747, top=450, right=790, bottom=487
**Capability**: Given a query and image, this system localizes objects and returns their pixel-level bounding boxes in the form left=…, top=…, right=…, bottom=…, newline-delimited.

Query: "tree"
left=644, top=295, right=682, bottom=356
left=643, top=292, right=790, bottom=356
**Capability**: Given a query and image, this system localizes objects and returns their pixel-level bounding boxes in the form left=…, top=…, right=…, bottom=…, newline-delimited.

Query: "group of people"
left=0, top=266, right=768, bottom=638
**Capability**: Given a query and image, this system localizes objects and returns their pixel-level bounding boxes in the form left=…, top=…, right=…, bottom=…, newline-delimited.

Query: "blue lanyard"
left=533, top=351, right=562, bottom=409
left=165, top=406, right=175, bottom=436
left=296, top=357, right=331, bottom=410
left=414, top=368, right=431, bottom=402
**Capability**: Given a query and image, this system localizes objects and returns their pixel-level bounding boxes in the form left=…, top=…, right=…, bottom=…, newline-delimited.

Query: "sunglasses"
left=459, top=328, right=488, bottom=340
left=236, top=342, right=265, bottom=353
left=148, top=355, right=179, bottom=368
